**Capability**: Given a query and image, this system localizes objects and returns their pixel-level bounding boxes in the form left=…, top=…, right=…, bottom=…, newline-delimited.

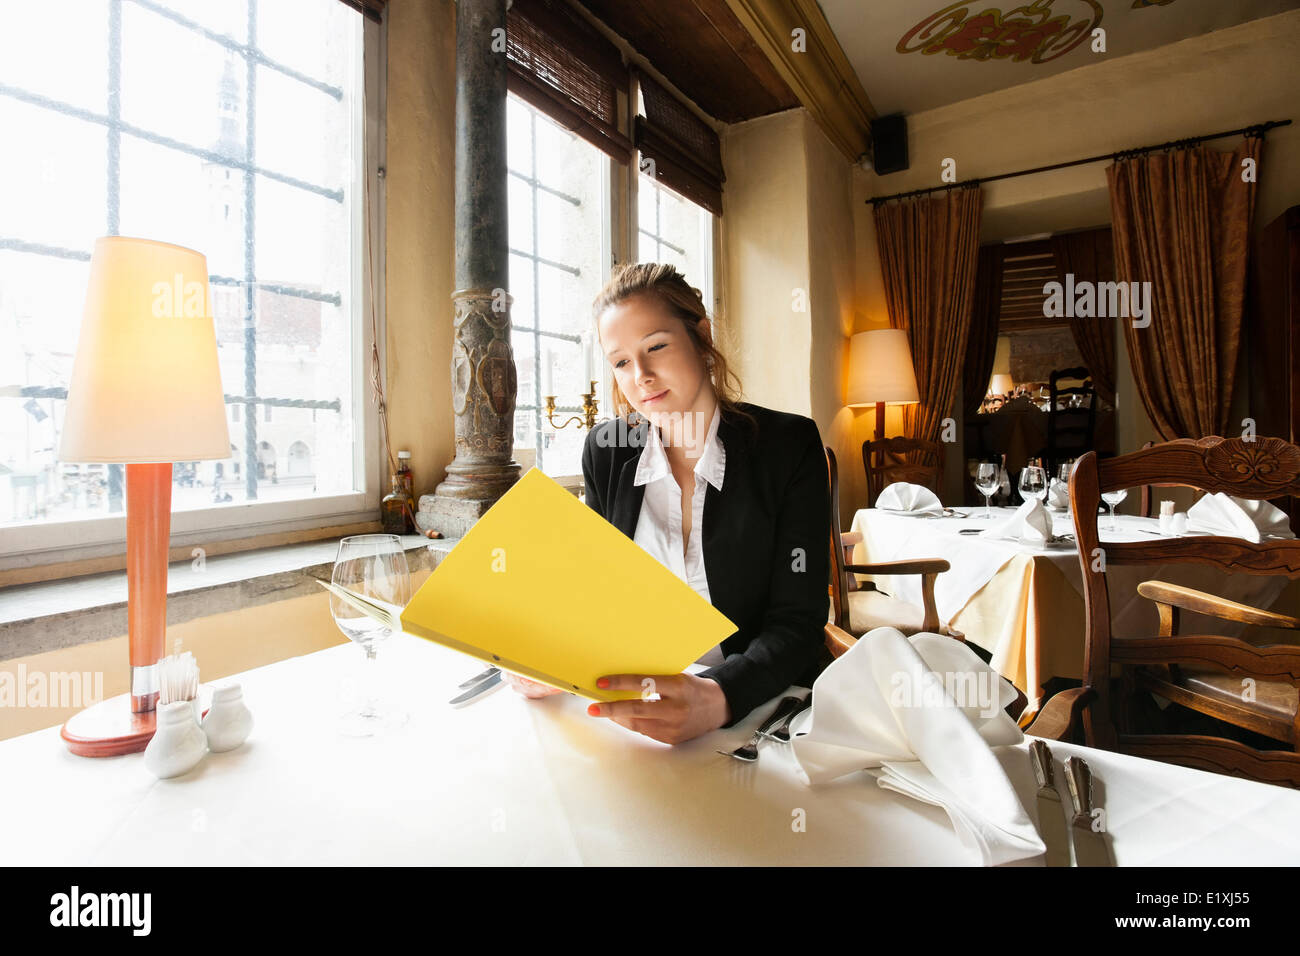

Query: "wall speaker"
left=870, top=113, right=909, bottom=176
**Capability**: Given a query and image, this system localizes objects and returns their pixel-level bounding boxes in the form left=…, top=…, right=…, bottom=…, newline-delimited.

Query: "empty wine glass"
left=330, top=534, right=411, bottom=736
left=1056, top=461, right=1075, bottom=515
left=1018, top=465, right=1048, bottom=505
left=975, top=462, right=1000, bottom=519
left=1101, top=487, right=1128, bottom=531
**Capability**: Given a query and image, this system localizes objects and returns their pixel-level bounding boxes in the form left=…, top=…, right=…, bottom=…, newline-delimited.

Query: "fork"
left=760, top=694, right=812, bottom=742
left=717, top=695, right=806, bottom=762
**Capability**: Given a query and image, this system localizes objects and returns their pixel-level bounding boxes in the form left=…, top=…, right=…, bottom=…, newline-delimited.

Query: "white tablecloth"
left=853, top=508, right=1287, bottom=631
left=1, top=635, right=1297, bottom=865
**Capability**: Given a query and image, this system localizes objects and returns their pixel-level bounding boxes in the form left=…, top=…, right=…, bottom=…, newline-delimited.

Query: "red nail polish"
left=596, top=678, right=610, bottom=689
left=587, top=703, right=600, bottom=717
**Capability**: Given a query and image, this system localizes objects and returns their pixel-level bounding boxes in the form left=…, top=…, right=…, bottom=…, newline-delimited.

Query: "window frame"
left=0, top=5, right=386, bottom=572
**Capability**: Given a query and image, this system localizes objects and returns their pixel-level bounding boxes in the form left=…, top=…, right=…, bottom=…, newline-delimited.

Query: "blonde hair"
left=591, top=262, right=756, bottom=437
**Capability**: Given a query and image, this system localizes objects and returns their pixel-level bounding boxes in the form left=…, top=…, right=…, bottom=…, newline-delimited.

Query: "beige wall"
left=855, top=8, right=1300, bottom=504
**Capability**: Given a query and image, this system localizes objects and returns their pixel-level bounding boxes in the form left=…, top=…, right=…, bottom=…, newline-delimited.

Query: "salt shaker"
left=143, top=701, right=208, bottom=779
left=1158, top=500, right=1175, bottom=535
left=202, top=682, right=254, bottom=752
left=1170, top=512, right=1188, bottom=536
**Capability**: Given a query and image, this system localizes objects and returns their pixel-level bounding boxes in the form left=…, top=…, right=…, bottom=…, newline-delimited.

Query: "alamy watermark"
left=0, top=664, right=104, bottom=709
left=1043, top=272, right=1153, bottom=328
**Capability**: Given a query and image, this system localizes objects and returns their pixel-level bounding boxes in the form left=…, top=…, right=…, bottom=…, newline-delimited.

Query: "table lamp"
left=989, top=373, right=1014, bottom=398
left=846, top=329, right=919, bottom=465
left=57, top=237, right=231, bottom=757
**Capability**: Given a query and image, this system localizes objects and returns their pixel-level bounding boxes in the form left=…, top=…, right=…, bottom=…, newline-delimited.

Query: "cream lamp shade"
left=59, top=237, right=231, bottom=463
left=846, top=329, right=920, bottom=407
left=988, top=373, right=1014, bottom=396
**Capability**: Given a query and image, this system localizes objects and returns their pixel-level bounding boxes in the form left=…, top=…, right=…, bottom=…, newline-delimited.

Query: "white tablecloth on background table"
left=1, top=635, right=1297, bottom=865
left=850, top=508, right=1289, bottom=712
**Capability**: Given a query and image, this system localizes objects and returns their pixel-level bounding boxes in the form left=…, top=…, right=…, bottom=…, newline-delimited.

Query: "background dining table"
left=1, top=632, right=1297, bottom=865
left=849, top=506, right=1290, bottom=720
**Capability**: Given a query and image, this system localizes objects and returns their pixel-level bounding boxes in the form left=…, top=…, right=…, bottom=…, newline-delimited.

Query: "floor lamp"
left=846, top=329, right=919, bottom=467
left=58, top=237, right=231, bottom=757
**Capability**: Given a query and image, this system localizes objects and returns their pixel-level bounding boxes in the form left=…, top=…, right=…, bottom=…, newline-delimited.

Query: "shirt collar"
left=633, top=404, right=726, bottom=492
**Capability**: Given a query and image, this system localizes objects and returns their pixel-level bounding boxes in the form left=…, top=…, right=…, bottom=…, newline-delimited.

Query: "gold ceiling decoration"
left=897, top=0, right=1104, bottom=63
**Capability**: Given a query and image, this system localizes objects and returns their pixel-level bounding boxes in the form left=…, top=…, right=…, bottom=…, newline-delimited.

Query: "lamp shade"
left=59, top=237, right=230, bottom=463
left=846, top=329, right=920, bottom=406
left=988, top=373, right=1014, bottom=396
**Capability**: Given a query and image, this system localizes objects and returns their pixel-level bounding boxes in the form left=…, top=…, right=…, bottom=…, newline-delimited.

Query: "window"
left=0, top=0, right=378, bottom=565
left=636, top=172, right=714, bottom=312
left=507, top=92, right=610, bottom=478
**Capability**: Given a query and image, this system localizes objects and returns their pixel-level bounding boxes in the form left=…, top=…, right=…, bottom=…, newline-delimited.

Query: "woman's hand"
left=506, top=673, right=565, bottom=699
left=586, top=673, right=731, bottom=744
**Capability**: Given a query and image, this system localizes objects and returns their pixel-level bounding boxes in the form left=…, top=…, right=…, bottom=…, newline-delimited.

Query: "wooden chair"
left=1068, top=437, right=1300, bottom=787
left=1038, top=366, right=1097, bottom=475
left=861, top=436, right=944, bottom=508
left=824, top=447, right=1036, bottom=725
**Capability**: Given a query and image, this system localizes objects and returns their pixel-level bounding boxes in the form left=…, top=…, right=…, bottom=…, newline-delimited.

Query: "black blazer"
left=581, top=402, right=831, bottom=727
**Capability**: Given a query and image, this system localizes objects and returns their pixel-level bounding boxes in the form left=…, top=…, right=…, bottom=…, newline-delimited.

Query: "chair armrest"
left=1023, top=687, right=1095, bottom=741
left=846, top=559, right=950, bottom=576
left=840, top=531, right=863, bottom=547
left=824, top=622, right=857, bottom=659
left=1137, top=581, right=1300, bottom=632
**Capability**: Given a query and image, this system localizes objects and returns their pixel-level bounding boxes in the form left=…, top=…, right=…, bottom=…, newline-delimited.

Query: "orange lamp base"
left=60, top=692, right=158, bottom=757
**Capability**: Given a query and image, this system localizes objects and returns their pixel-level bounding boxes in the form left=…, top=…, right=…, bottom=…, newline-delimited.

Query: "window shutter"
left=506, top=0, right=633, bottom=163
left=634, top=69, right=724, bottom=217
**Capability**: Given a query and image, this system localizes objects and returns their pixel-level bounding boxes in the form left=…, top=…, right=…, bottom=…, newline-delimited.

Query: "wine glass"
left=1101, top=488, right=1128, bottom=532
left=975, top=462, right=1000, bottom=519
left=330, top=534, right=411, bottom=736
left=1056, top=461, right=1075, bottom=515
left=1018, top=464, right=1048, bottom=505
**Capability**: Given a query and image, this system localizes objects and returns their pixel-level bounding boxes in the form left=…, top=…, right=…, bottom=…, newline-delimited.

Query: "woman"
left=509, top=262, right=831, bottom=744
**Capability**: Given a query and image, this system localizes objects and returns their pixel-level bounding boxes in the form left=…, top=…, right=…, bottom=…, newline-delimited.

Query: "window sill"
left=0, top=533, right=460, bottom=663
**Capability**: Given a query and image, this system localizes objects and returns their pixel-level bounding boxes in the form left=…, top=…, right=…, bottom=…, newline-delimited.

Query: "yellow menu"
left=395, top=467, right=735, bottom=701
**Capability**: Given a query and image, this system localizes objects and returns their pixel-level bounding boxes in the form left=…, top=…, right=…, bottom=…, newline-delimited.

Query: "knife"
left=448, top=669, right=504, bottom=705
left=760, top=694, right=812, bottom=742
left=457, top=665, right=500, bottom=689
left=1064, top=756, right=1114, bottom=867
left=1028, top=739, right=1071, bottom=867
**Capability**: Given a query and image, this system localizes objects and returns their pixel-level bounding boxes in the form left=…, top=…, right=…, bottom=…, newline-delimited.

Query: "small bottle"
left=381, top=476, right=408, bottom=535
left=396, top=450, right=415, bottom=532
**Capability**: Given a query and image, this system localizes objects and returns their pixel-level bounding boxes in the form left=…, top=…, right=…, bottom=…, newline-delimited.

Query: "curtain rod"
left=867, top=119, right=1291, bottom=207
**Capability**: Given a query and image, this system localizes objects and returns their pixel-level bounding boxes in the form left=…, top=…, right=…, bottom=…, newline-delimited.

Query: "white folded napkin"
left=979, top=498, right=1054, bottom=546
left=1187, top=492, right=1295, bottom=543
left=790, top=627, right=1044, bottom=866
left=1046, top=479, right=1069, bottom=511
left=876, top=481, right=943, bottom=515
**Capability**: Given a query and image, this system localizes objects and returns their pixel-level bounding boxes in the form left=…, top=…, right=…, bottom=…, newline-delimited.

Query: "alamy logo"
left=49, top=886, right=151, bottom=936
left=1043, top=272, right=1152, bottom=328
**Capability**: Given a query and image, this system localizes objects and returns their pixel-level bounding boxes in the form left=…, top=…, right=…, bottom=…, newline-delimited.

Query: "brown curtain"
left=1107, top=137, right=1261, bottom=440
left=962, top=243, right=1004, bottom=417
left=873, top=186, right=983, bottom=446
left=1050, top=228, right=1117, bottom=407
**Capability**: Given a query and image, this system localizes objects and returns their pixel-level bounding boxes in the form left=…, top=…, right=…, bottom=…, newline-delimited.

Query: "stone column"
left=420, top=0, right=521, bottom=538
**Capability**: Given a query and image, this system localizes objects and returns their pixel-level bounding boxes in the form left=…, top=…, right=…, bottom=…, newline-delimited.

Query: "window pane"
left=0, top=0, right=107, bottom=114
left=505, top=93, right=607, bottom=477
left=0, top=0, right=363, bottom=529
left=0, top=99, right=107, bottom=249
left=637, top=172, right=712, bottom=310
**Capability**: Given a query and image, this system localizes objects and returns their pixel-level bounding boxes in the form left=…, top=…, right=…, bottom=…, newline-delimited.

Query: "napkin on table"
left=979, top=498, right=1054, bottom=546
left=1187, top=492, right=1295, bottom=543
left=1046, top=479, right=1069, bottom=511
left=790, top=627, right=1045, bottom=866
left=876, top=482, right=943, bottom=515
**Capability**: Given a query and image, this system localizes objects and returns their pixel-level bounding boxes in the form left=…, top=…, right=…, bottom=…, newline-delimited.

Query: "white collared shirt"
left=632, top=405, right=727, bottom=668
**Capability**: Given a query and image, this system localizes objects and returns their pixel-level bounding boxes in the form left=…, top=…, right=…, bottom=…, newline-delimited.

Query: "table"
left=850, top=508, right=1290, bottom=716
left=1, top=635, right=1297, bottom=865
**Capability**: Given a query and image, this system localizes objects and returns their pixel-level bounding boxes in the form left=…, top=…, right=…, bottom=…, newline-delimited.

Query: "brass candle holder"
left=544, top=381, right=600, bottom=431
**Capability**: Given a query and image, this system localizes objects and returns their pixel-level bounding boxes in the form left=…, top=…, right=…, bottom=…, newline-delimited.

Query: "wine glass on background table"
left=1018, top=464, right=1048, bottom=505
left=1101, top=488, right=1128, bottom=532
left=975, top=463, right=1000, bottom=519
left=330, top=534, right=411, bottom=736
